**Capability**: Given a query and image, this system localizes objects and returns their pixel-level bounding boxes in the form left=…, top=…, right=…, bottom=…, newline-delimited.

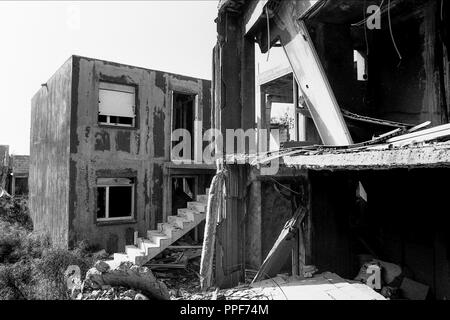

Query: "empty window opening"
left=354, top=50, right=368, bottom=81
left=172, top=92, right=195, bottom=160
left=13, top=177, right=28, bottom=196
left=98, top=81, right=136, bottom=127
left=96, top=177, right=134, bottom=221
left=171, top=177, right=195, bottom=215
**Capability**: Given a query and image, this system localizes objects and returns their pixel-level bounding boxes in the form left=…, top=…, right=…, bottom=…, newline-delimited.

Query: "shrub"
left=0, top=261, right=34, bottom=300
left=0, top=243, right=95, bottom=300
left=0, top=197, right=96, bottom=300
left=0, top=220, right=50, bottom=264
left=0, top=197, right=32, bottom=231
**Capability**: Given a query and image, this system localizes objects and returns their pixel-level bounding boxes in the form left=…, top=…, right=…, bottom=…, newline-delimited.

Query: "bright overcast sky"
left=0, top=1, right=218, bottom=155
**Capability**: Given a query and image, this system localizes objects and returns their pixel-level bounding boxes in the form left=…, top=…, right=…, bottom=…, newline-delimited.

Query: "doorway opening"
left=172, top=92, right=196, bottom=161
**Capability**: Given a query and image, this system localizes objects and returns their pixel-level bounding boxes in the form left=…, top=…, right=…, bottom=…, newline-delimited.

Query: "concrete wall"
left=68, top=56, right=211, bottom=251
left=11, top=155, right=29, bottom=175
left=369, top=1, right=446, bottom=126
left=30, top=57, right=72, bottom=248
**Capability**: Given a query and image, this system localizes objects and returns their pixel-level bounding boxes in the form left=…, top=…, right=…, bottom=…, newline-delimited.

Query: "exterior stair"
left=107, top=192, right=208, bottom=267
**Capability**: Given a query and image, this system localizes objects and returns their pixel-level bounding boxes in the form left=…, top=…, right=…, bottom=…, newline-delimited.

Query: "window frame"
left=97, top=81, right=138, bottom=128
left=95, top=178, right=135, bottom=223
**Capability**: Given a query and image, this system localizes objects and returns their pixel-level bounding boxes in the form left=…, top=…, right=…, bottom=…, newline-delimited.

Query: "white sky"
left=0, top=1, right=218, bottom=155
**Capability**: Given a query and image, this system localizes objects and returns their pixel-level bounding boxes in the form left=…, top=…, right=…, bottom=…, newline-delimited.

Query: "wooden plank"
left=291, top=231, right=299, bottom=276
left=168, top=245, right=203, bottom=249
left=386, top=123, right=450, bottom=144
left=147, top=263, right=186, bottom=270
left=252, top=205, right=307, bottom=282
left=299, top=175, right=312, bottom=273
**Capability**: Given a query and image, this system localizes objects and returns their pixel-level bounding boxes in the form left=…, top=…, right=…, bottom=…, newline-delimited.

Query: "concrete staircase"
left=108, top=192, right=208, bottom=267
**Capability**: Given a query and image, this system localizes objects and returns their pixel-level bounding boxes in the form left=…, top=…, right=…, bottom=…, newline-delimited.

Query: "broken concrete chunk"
left=85, top=261, right=169, bottom=300
left=94, top=260, right=111, bottom=273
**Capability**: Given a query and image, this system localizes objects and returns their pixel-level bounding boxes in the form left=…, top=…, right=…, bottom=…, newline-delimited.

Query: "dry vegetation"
left=0, top=196, right=95, bottom=300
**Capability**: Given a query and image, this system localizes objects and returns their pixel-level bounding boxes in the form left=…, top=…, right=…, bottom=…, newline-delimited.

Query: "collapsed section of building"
left=205, top=0, right=450, bottom=299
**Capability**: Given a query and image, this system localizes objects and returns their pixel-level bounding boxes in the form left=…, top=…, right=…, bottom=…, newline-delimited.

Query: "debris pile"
left=77, top=286, right=150, bottom=300
left=70, top=260, right=170, bottom=300
left=353, top=256, right=429, bottom=300
left=144, top=246, right=203, bottom=299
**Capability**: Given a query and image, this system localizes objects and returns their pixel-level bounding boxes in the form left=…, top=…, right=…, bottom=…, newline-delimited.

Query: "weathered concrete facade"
left=31, top=56, right=211, bottom=251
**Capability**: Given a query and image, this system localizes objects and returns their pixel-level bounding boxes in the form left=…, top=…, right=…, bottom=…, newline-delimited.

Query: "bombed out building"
left=207, top=0, right=450, bottom=299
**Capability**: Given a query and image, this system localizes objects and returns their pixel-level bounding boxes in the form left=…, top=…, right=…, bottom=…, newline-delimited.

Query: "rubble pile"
left=69, top=260, right=170, bottom=300
left=146, top=247, right=203, bottom=298
left=77, top=286, right=150, bottom=300
left=353, top=256, right=429, bottom=300
left=170, top=270, right=265, bottom=300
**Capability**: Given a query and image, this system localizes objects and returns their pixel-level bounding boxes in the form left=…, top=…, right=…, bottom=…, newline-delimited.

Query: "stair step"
left=136, top=237, right=159, bottom=252
left=167, top=215, right=191, bottom=228
left=187, top=201, right=207, bottom=213
left=177, top=208, right=199, bottom=221
left=110, top=209, right=208, bottom=266
left=196, top=194, right=209, bottom=204
left=113, top=253, right=129, bottom=262
left=158, top=222, right=182, bottom=238
left=147, top=230, right=170, bottom=239
left=125, top=245, right=145, bottom=259
left=133, top=255, right=149, bottom=265
left=147, top=231, right=171, bottom=246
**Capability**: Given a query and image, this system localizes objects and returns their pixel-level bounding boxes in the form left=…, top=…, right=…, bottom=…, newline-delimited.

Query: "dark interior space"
left=171, top=177, right=195, bottom=216
left=306, top=0, right=447, bottom=143
left=13, top=177, right=28, bottom=196
left=309, top=168, right=450, bottom=299
left=172, top=92, right=195, bottom=160
left=109, top=186, right=133, bottom=218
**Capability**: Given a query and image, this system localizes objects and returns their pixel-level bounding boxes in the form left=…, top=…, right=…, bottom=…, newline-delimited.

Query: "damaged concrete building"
left=30, top=55, right=214, bottom=254
left=208, top=0, right=450, bottom=299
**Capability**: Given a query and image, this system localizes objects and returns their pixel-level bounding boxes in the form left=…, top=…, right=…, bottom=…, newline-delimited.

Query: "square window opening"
left=96, top=177, right=135, bottom=222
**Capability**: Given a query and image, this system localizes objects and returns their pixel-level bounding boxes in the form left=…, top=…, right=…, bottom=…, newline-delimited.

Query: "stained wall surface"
left=31, top=55, right=211, bottom=251
left=30, top=57, right=73, bottom=248
left=69, top=56, right=211, bottom=251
